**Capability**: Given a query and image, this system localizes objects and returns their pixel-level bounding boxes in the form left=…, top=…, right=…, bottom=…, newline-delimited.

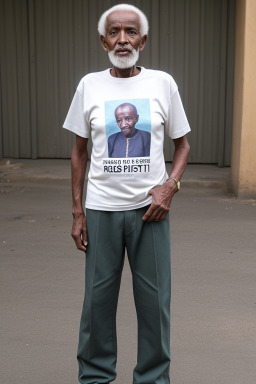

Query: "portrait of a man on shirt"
left=108, top=102, right=151, bottom=158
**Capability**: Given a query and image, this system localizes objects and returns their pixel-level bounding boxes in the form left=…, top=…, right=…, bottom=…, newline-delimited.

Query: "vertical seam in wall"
left=28, top=0, right=38, bottom=158
left=0, top=20, right=3, bottom=158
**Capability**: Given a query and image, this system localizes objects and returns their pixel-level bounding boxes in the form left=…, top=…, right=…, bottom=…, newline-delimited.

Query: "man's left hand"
left=142, top=180, right=177, bottom=222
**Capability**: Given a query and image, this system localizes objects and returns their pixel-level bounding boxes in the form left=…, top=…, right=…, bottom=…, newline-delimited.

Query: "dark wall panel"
left=0, top=0, right=31, bottom=158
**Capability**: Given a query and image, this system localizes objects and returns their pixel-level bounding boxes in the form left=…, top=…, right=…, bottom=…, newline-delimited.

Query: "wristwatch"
left=167, top=177, right=180, bottom=191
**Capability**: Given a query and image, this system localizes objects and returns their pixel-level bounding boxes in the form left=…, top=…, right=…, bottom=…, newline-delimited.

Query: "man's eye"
left=128, top=31, right=136, bottom=35
left=126, top=117, right=132, bottom=122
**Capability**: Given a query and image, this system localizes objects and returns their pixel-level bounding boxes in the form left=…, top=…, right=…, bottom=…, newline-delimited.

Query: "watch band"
left=167, top=177, right=180, bottom=191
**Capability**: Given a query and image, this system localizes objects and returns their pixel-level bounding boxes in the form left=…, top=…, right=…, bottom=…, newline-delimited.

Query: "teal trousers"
left=77, top=206, right=171, bottom=384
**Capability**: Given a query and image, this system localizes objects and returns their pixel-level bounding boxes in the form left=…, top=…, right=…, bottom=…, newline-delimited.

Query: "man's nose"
left=119, top=30, right=128, bottom=44
left=120, top=119, right=127, bottom=128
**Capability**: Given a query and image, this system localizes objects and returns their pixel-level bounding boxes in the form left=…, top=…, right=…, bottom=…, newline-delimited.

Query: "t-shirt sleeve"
left=166, top=88, right=191, bottom=139
left=63, top=88, right=91, bottom=138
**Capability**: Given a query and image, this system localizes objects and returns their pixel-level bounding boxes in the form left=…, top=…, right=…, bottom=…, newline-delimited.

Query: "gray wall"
left=0, top=0, right=235, bottom=165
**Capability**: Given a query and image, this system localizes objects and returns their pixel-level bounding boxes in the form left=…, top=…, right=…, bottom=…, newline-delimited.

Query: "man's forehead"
left=116, top=105, right=136, bottom=115
left=106, top=10, right=140, bottom=29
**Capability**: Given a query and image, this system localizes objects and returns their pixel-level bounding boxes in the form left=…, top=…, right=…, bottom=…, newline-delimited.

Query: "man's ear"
left=100, top=35, right=109, bottom=52
left=139, top=35, right=148, bottom=52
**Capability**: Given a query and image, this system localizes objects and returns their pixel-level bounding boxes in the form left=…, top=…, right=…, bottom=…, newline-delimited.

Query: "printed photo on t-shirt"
left=105, top=99, right=151, bottom=158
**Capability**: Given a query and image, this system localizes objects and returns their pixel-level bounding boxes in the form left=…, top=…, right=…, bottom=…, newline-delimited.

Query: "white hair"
left=98, top=3, right=149, bottom=37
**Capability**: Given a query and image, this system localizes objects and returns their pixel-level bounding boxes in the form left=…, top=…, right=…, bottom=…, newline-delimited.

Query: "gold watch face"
left=177, top=180, right=181, bottom=190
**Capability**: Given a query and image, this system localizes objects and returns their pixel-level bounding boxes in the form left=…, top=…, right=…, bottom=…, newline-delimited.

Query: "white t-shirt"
left=63, top=67, right=190, bottom=211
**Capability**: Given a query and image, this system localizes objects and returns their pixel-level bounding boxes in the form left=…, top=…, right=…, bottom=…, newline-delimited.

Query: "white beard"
left=108, top=45, right=140, bottom=69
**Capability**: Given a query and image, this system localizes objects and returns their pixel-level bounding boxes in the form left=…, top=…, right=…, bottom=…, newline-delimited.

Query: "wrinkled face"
left=115, top=104, right=139, bottom=138
left=100, top=10, right=147, bottom=68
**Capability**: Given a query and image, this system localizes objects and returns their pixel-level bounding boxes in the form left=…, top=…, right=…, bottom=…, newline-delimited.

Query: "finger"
left=82, top=218, right=88, bottom=245
left=78, top=238, right=87, bottom=252
left=154, top=209, right=169, bottom=222
left=143, top=205, right=162, bottom=222
left=142, top=189, right=158, bottom=220
left=146, top=203, right=170, bottom=222
left=72, top=233, right=87, bottom=252
left=147, top=208, right=162, bottom=222
left=81, top=242, right=87, bottom=252
left=76, top=240, right=87, bottom=252
left=142, top=204, right=156, bottom=221
left=82, top=230, right=88, bottom=246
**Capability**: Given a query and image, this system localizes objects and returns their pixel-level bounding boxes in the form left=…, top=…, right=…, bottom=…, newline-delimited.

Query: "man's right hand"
left=71, top=212, right=88, bottom=252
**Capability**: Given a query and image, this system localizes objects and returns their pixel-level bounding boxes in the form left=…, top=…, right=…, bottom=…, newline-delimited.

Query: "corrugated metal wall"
left=0, top=0, right=235, bottom=165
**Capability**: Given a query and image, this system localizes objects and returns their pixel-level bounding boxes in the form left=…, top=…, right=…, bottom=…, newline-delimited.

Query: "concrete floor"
left=0, top=176, right=256, bottom=384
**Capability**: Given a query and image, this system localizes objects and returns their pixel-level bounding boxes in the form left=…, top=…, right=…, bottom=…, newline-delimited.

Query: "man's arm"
left=71, top=135, right=88, bottom=252
left=142, top=135, right=190, bottom=223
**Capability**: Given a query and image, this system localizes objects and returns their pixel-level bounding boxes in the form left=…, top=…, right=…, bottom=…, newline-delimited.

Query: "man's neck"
left=111, top=66, right=140, bottom=78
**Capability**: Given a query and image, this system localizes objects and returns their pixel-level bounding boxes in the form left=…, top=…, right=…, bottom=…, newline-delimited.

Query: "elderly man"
left=63, top=3, right=190, bottom=384
left=108, top=102, right=151, bottom=157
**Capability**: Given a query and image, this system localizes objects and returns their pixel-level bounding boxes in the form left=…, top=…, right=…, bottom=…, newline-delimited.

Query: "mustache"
left=113, top=44, right=136, bottom=53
